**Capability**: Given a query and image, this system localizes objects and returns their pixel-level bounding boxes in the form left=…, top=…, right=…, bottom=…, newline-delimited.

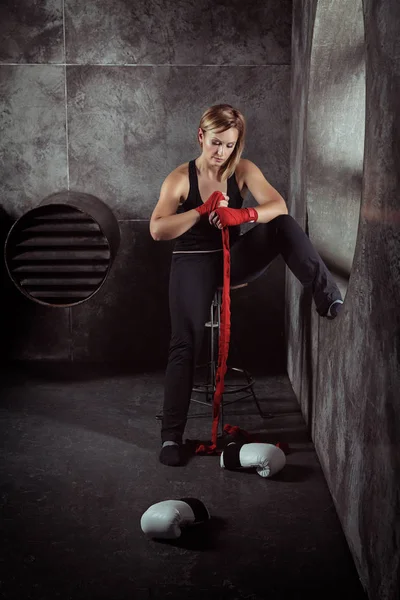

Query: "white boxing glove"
left=140, top=497, right=210, bottom=539
left=220, top=442, right=286, bottom=478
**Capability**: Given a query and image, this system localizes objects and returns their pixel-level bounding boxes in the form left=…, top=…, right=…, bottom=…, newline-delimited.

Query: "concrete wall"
left=287, top=1, right=400, bottom=599
left=0, top=0, right=292, bottom=370
left=307, top=0, right=365, bottom=298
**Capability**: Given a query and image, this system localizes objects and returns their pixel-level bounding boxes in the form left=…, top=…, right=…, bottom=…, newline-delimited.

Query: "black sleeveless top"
left=173, top=159, right=244, bottom=252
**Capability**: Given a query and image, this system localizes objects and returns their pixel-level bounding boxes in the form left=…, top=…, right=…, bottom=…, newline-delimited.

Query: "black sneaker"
left=159, top=443, right=183, bottom=466
left=326, top=299, right=344, bottom=320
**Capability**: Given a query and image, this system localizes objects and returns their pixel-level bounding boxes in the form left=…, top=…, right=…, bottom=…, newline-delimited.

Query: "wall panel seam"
left=0, top=63, right=291, bottom=67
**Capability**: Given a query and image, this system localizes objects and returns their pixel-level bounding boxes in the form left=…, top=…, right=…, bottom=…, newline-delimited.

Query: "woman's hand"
left=195, top=192, right=229, bottom=218
left=210, top=206, right=259, bottom=228
left=209, top=194, right=229, bottom=228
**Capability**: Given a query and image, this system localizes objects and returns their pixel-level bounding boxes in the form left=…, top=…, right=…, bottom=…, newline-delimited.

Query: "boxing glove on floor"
left=140, top=497, right=210, bottom=539
left=220, top=442, right=286, bottom=478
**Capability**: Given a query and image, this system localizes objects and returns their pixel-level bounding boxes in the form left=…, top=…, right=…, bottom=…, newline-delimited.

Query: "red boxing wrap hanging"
left=195, top=202, right=259, bottom=455
left=195, top=225, right=231, bottom=455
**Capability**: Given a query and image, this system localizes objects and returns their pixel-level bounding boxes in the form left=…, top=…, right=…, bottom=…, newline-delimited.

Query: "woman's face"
left=198, top=127, right=239, bottom=166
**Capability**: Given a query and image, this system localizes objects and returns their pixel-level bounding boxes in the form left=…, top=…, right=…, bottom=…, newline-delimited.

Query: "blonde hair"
left=198, top=104, right=246, bottom=181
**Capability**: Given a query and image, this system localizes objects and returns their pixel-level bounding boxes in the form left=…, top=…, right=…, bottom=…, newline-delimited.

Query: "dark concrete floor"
left=0, top=363, right=367, bottom=600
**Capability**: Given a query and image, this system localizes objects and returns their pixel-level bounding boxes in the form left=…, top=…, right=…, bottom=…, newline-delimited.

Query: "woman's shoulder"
left=166, top=161, right=190, bottom=180
left=235, top=158, right=263, bottom=183
left=164, top=162, right=190, bottom=184
left=175, top=161, right=191, bottom=176
left=236, top=158, right=257, bottom=175
left=163, top=162, right=190, bottom=201
left=234, top=158, right=256, bottom=189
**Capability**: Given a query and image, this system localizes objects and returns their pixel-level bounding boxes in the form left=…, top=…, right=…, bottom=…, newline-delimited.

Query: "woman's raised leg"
left=229, top=214, right=342, bottom=316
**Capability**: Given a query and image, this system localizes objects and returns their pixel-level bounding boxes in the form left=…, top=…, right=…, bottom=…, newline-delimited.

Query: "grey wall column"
left=287, top=1, right=400, bottom=599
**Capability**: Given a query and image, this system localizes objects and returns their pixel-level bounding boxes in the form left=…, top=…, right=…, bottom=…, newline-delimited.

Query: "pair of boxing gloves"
left=141, top=443, right=286, bottom=539
left=195, top=190, right=258, bottom=227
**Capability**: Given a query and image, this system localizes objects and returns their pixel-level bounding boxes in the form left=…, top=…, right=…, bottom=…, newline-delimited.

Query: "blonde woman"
left=150, top=104, right=342, bottom=466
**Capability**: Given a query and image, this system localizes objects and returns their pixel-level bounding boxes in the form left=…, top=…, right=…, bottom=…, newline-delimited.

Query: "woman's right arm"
left=149, top=171, right=200, bottom=241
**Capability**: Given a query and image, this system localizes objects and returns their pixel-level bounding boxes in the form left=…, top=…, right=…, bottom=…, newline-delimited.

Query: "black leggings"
left=161, top=214, right=342, bottom=443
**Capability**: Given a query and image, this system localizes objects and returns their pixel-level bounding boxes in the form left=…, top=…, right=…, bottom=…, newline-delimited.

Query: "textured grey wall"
left=287, top=1, right=400, bottom=599
left=0, top=1, right=292, bottom=368
left=307, top=0, right=365, bottom=298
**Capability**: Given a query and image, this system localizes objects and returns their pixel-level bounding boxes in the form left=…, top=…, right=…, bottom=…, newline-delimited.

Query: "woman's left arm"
left=241, top=159, right=288, bottom=223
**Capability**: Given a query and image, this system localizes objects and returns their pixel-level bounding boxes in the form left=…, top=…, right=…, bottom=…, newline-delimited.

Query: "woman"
left=150, top=104, right=343, bottom=466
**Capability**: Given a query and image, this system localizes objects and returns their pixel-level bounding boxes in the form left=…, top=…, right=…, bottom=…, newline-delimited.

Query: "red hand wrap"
left=195, top=224, right=231, bottom=456
left=193, top=205, right=258, bottom=456
left=195, top=191, right=225, bottom=217
left=213, top=207, right=258, bottom=227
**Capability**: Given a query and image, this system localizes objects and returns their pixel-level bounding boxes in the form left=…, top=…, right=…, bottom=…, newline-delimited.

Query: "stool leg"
left=220, top=390, right=224, bottom=437
left=205, top=300, right=213, bottom=405
left=217, top=289, right=225, bottom=437
left=191, top=292, right=218, bottom=409
left=210, top=297, right=216, bottom=401
left=230, top=337, right=271, bottom=419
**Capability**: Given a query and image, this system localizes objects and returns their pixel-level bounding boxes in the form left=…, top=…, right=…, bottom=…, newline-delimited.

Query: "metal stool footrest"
left=193, top=366, right=255, bottom=397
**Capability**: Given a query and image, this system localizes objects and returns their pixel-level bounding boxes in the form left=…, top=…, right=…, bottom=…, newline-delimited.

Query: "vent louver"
left=4, top=192, right=120, bottom=307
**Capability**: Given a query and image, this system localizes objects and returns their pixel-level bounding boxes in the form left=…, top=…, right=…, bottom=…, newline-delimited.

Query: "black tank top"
left=173, top=159, right=244, bottom=252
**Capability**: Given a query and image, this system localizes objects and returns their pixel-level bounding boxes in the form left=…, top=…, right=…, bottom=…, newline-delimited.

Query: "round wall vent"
left=4, top=191, right=121, bottom=307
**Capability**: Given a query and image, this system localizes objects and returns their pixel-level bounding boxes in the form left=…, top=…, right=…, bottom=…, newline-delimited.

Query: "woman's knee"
left=169, top=336, right=193, bottom=356
left=272, top=213, right=294, bottom=227
left=271, top=214, right=303, bottom=241
left=250, top=214, right=294, bottom=238
left=168, top=329, right=204, bottom=361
